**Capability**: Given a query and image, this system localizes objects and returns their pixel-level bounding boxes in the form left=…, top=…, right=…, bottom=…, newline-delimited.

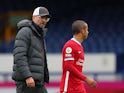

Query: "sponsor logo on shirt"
left=76, top=58, right=84, bottom=66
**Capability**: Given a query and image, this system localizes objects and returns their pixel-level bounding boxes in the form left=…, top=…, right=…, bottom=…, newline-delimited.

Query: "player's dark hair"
left=72, top=20, right=87, bottom=35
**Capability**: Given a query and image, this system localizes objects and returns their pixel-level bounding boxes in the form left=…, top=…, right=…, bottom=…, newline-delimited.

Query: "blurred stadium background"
left=0, top=0, right=124, bottom=93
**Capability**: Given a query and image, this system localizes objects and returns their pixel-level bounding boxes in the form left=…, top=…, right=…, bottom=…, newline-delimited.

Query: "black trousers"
left=16, top=82, right=48, bottom=93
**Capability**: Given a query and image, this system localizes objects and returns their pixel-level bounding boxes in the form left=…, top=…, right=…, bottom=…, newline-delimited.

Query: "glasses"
left=38, top=16, right=50, bottom=22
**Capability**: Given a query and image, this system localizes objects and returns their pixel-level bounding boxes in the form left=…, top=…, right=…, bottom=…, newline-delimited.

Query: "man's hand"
left=84, top=77, right=97, bottom=88
left=26, top=77, right=35, bottom=88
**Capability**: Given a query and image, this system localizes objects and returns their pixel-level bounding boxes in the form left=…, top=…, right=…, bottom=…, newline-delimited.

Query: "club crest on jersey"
left=65, top=47, right=72, bottom=53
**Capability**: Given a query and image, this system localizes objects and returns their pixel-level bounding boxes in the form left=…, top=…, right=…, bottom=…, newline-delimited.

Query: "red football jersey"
left=60, top=38, right=87, bottom=93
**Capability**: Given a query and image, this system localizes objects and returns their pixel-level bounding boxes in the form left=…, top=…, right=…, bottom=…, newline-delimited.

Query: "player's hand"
left=26, top=77, right=35, bottom=88
left=84, top=77, right=97, bottom=88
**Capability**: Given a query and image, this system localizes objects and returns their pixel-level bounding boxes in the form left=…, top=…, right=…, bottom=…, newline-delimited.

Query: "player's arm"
left=63, top=46, right=97, bottom=88
left=65, top=60, right=97, bottom=88
left=84, top=77, right=97, bottom=88
left=64, top=60, right=86, bottom=81
left=63, top=46, right=86, bottom=81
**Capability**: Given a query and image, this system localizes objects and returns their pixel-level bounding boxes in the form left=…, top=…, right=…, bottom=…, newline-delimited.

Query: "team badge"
left=66, top=47, right=72, bottom=53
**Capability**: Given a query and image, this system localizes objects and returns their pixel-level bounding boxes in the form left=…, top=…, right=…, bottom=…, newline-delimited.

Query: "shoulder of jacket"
left=19, top=26, right=32, bottom=33
left=16, top=27, right=33, bottom=39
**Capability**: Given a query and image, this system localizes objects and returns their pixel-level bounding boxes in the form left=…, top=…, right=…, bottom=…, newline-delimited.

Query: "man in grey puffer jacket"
left=12, top=6, right=51, bottom=93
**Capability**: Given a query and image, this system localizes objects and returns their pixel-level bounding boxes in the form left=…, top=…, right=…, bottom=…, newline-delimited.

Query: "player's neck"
left=73, top=35, right=84, bottom=43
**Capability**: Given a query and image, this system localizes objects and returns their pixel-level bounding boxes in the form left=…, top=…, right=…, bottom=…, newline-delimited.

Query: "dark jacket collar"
left=32, top=21, right=43, bottom=37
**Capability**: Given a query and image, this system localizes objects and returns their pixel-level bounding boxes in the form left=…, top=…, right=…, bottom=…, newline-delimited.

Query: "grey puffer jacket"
left=12, top=19, right=49, bottom=84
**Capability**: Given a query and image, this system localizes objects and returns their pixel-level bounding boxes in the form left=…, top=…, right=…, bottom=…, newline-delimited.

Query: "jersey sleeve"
left=63, top=46, right=87, bottom=81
